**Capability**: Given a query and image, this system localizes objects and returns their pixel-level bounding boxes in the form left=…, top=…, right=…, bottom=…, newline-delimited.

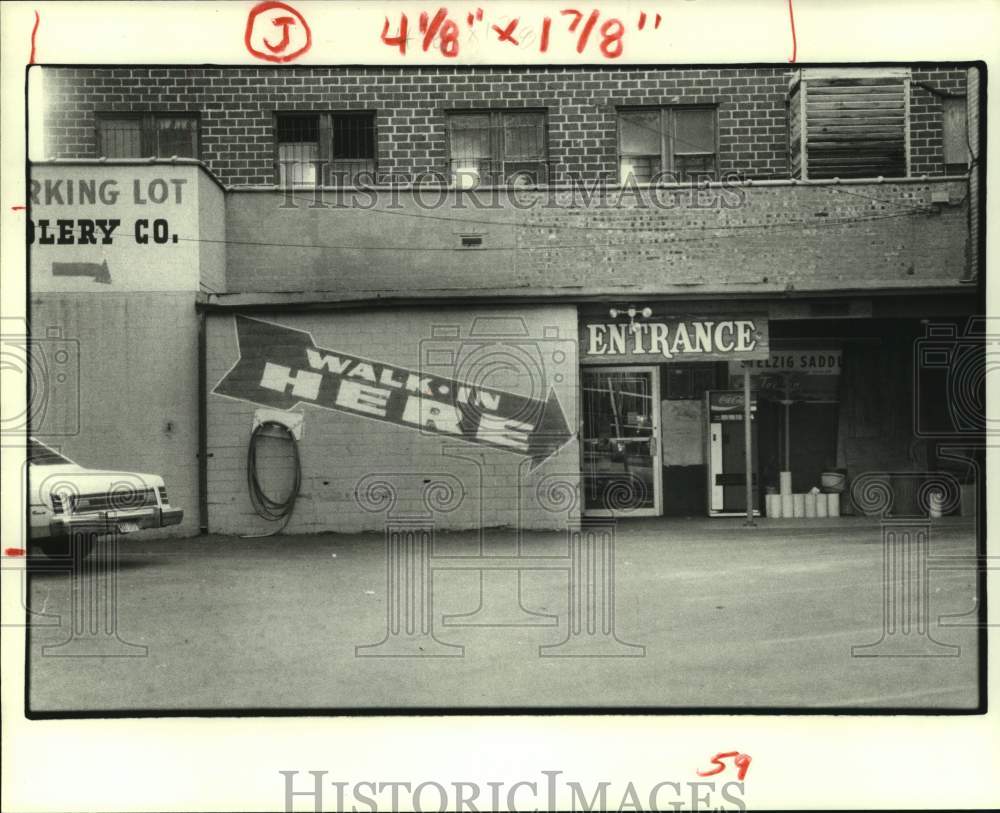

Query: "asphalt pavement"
left=23, top=516, right=980, bottom=713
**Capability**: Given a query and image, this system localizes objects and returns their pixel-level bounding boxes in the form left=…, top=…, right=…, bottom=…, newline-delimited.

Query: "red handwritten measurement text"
left=380, top=7, right=664, bottom=58
left=30, top=10, right=40, bottom=64
left=377, top=5, right=798, bottom=59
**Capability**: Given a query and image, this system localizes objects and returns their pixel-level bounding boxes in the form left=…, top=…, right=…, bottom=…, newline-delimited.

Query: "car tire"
left=34, top=537, right=96, bottom=561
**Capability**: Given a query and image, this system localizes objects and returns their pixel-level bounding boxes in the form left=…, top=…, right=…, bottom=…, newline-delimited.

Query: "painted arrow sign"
left=214, top=316, right=573, bottom=469
left=52, top=259, right=111, bottom=284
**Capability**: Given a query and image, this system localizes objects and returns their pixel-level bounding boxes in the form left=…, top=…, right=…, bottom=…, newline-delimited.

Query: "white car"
left=28, top=438, right=183, bottom=559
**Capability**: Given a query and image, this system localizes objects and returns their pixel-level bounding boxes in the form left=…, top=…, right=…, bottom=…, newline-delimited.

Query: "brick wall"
left=967, top=67, right=980, bottom=280
left=205, top=306, right=580, bottom=534
left=43, top=66, right=967, bottom=186
left=910, top=68, right=971, bottom=177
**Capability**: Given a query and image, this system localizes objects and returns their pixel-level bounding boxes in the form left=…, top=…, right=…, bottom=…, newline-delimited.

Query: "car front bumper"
left=46, top=506, right=184, bottom=538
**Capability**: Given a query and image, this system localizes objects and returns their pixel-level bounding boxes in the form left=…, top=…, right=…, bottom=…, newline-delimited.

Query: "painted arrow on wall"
left=52, top=259, right=111, bottom=284
left=214, top=316, right=573, bottom=470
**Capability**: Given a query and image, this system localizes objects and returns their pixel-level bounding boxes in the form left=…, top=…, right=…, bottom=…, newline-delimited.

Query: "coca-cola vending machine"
left=705, top=390, right=760, bottom=517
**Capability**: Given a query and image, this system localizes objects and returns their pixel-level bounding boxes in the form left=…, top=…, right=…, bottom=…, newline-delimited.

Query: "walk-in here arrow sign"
left=214, top=316, right=573, bottom=469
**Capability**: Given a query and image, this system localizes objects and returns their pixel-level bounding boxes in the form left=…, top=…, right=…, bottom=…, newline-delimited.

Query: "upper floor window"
left=789, top=68, right=909, bottom=179
left=447, top=110, right=548, bottom=187
left=617, top=107, right=718, bottom=184
left=97, top=113, right=199, bottom=159
left=275, top=112, right=376, bottom=187
left=276, top=114, right=320, bottom=187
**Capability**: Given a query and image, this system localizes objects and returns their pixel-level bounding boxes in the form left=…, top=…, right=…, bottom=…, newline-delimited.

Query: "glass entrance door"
left=581, top=366, right=662, bottom=516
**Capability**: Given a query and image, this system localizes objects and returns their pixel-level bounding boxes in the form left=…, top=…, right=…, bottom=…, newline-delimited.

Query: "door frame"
left=580, top=365, right=663, bottom=517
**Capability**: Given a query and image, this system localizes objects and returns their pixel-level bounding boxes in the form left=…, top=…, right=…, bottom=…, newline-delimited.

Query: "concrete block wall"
left=513, top=179, right=970, bottom=291
left=27, top=163, right=224, bottom=537
left=43, top=66, right=969, bottom=186
left=222, top=179, right=969, bottom=296
left=197, top=169, right=227, bottom=294
left=205, top=306, right=580, bottom=535
left=30, top=293, right=200, bottom=537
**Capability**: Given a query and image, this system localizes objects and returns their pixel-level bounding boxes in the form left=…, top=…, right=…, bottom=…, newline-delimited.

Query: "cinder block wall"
left=43, top=66, right=968, bottom=185
left=27, top=163, right=224, bottom=538
left=205, top=306, right=580, bottom=535
left=222, top=179, right=969, bottom=296
left=31, top=294, right=200, bottom=536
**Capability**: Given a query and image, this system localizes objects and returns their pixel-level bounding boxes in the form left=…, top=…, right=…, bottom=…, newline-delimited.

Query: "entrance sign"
left=215, top=316, right=572, bottom=469
left=580, top=315, right=769, bottom=363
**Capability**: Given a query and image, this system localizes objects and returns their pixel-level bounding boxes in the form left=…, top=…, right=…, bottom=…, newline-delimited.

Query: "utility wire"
left=277, top=182, right=935, bottom=236
left=38, top=207, right=930, bottom=255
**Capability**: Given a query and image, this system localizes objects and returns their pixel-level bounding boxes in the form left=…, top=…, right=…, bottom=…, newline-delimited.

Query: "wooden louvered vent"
left=789, top=69, right=910, bottom=180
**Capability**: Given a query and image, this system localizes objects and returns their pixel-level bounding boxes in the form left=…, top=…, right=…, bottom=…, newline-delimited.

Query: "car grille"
left=69, top=488, right=159, bottom=514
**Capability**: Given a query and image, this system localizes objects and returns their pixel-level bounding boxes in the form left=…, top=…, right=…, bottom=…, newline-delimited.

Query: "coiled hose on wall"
left=244, top=421, right=301, bottom=537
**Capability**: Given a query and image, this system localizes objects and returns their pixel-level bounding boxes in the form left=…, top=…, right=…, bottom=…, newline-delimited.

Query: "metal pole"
left=197, top=309, right=208, bottom=534
left=744, top=370, right=755, bottom=526
left=784, top=375, right=792, bottom=471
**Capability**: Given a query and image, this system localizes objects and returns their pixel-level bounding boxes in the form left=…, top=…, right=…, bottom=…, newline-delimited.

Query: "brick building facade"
left=32, top=64, right=983, bottom=535
left=44, top=66, right=969, bottom=183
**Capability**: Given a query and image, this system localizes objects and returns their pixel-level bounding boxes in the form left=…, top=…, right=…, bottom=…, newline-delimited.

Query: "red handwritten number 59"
left=697, top=751, right=752, bottom=781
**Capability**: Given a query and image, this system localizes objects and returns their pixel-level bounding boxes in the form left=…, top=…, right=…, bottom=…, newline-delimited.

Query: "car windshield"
left=28, top=440, right=73, bottom=466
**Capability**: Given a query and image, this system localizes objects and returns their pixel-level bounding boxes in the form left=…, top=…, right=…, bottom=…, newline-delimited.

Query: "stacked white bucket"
left=766, top=471, right=840, bottom=518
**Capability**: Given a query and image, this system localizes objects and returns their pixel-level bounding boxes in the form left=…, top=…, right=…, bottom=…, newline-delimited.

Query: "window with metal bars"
left=617, top=107, right=718, bottom=184
left=276, top=114, right=320, bottom=187
left=446, top=110, right=548, bottom=186
left=97, top=113, right=199, bottom=159
left=275, top=112, right=376, bottom=186
left=331, top=112, right=376, bottom=185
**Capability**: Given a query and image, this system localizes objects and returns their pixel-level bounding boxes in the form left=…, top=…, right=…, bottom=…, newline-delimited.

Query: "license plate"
left=117, top=521, right=141, bottom=533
